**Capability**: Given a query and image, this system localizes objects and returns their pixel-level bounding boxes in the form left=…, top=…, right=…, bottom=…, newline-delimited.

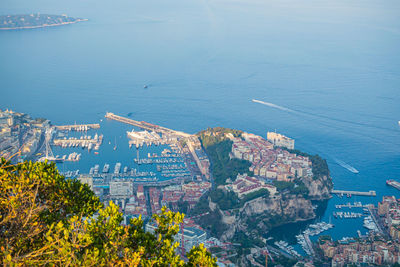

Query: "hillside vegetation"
left=198, top=127, right=253, bottom=186
left=0, top=159, right=216, bottom=266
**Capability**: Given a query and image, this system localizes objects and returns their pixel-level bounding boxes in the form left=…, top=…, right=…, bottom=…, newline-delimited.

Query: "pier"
left=335, top=202, right=369, bottom=209
left=53, top=134, right=103, bottom=150
left=55, top=123, right=100, bottom=131
left=331, top=189, right=376, bottom=197
left=105, top=112, right=191, bottom=138
left=303, top=234, right=315, bottom=256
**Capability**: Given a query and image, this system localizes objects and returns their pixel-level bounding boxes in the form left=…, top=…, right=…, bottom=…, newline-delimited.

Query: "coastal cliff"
left=191, top=127, right=333, bottom=263
left=207, top=193, right=316, bottom=242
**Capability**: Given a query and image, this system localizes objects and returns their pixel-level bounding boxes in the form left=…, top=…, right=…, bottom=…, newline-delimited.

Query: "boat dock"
left=332, top=189, right=376, bottom=197
left=53, top=134, right=103, bottom=150
left=333, top=211, right=364, bottom=219
left=335, top=202, right=369, bottom=209
left=55, top=123, right=100, bottom=131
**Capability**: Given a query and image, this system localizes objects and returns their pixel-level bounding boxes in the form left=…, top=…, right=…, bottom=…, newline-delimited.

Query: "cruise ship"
left=387, top=179, right=400, bottom=191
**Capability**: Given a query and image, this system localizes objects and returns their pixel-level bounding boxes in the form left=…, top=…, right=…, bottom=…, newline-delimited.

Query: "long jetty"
left=332, top=189, right=376, bottom=197
left=105, top=112, right=191, bottom=137
left=55, top=124, right=100, bottom=131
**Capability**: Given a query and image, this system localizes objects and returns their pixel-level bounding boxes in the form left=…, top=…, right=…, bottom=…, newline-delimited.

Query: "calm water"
left=1, top=0, right=400, bottom=242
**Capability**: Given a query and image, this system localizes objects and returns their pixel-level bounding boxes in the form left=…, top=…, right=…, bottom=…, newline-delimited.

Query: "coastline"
left=0, top=19, right=88, bottom=30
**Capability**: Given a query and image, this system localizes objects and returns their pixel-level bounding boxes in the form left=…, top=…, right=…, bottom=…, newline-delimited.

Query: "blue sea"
left=1, top=0, right=400, bottom=244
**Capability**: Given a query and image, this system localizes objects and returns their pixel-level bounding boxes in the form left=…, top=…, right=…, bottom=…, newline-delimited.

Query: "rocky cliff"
left=302, top=174, right=333, bottom=200
left=217, top=193, right=315, bottom=242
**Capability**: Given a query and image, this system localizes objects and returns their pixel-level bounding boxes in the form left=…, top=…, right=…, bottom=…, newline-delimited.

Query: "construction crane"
left=263, top=247, right=274, bottom=267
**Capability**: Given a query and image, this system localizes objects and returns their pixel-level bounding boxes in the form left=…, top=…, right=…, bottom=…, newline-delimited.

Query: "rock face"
left=219, top=194, right=315, bottom=242
left=303, top=174, right=333, bottom=200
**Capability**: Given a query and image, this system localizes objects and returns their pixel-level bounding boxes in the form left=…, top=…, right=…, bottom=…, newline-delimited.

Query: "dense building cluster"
left=378, top=196, right=400, bottom=240
left=0, top=109, right=49, bottom=160
left=230, top=132, right=312, bottom=182
left=225, top=173, right=276, bottom=198
left=319, top=233, right=400, bottom=266
left=318, top=196, right=400, bottom=266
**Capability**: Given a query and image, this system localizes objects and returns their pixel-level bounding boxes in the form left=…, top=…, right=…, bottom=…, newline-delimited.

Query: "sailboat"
left=113, top=137, right=117, bottom=151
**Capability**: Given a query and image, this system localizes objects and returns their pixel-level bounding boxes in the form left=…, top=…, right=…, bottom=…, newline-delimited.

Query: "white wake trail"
left=252, top=99, right=296, bottom=113
left=334, top=158, right=359, bottom=174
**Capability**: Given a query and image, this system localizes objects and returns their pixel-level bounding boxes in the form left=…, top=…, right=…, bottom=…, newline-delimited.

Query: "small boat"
left=94, top=152, right=99, bottom=155
left=144, top=85, right=148, bottom=89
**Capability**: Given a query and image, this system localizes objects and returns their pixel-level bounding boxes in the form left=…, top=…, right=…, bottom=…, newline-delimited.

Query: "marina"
left=53, top=133, right=103, bottom=150
left=334, top=201, right=369, bottom=209
left=333, top=212, right=364, bottom=219
left=274, top=241, right=301, bottom=258
left=363, top=216, right=379, bottom=232
left=55, top=123, right=100, bottom=131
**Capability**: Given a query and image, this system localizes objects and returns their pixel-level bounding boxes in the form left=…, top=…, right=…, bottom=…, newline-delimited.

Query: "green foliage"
left=273, top=180, right=309, bottom=197
left=206, top=140, right=252, bottom=186
left=0, top=159, right=217, bottom=266
left=190, top=194, right=211, bottom=216
left=0, top=158, right=101, bottom=259
left=198, top=127, right=242, bottom=149
left=232, top=231, right=263, bottom=255
left=273, top=180, right=295, bottom=192
left=193, top=207, right=228, bottom=238
left=198, top=128, right=252, bottom=186
left=186, top=244, right=216, bottom=267
left=209, top=189, right=240, bottom=210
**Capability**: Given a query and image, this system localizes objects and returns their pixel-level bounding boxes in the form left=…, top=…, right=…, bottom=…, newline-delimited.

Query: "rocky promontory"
left=0, top=14, right=87, bottom=30
left=188, top=127, right=333, bottom=263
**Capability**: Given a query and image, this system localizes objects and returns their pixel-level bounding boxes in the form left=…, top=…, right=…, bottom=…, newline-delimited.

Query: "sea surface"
left=1, top=0, right=400, bottom=245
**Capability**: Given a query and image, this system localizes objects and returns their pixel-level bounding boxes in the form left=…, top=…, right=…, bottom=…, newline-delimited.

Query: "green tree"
left=0, top=159, right=217, bottom=266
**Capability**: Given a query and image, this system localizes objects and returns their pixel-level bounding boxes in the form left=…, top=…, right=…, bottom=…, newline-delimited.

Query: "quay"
left=367, top=205, right=385, bottom=235
left=105, top=112, right=191, bottom=138
left=331, top=189, right=376, bottom=197
left=55, top=123, right=100, bottom=131
left=303, top=234, right=315, bottom=256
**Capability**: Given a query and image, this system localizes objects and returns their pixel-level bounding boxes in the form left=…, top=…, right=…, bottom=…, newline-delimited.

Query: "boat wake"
left=252, top=99, right=296, bottom=113
left=334, top=159, right=359, bottom=174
